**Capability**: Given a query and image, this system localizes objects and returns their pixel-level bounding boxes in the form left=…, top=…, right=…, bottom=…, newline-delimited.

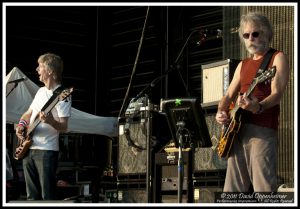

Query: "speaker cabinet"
left=194, top=114, right=227, bottom=171
left=118, top=121, right=147, bottom=174
left=202, top=59, right=239, bottom=105
left=118, top=112, right=172, bottom=174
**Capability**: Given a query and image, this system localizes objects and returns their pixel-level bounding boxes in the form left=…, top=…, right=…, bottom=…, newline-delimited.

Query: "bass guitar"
left=217, top=66, right=276, bottom=158
left=14, top=87, right=73, bottom=160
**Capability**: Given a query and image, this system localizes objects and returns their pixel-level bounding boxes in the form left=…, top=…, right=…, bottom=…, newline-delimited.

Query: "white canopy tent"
left=5, top=67, right=118, bottom=137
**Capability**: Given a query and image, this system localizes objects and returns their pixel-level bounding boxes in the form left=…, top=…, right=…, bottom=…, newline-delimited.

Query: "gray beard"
left=247, top=42, right=268, bottom=55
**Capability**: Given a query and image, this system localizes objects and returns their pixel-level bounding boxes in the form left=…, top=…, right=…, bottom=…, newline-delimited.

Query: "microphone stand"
left=6, top=82, right=19, bottom=98
left=144, top=94, right=153, bottom=203
left=168, top=29, right=200, bottom=97
left=176, top=121, right=186, bottom=203
left=130, top=29, right=200, bottom=203
left=169, top=30, right=198, bottom=203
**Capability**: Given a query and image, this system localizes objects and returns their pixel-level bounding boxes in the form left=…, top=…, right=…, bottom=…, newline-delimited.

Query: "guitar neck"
left=245, top=79, right=259, bottom=98
left=26, top=96, right=60, bottom=136
left=231, top=79, right=259, bottom=115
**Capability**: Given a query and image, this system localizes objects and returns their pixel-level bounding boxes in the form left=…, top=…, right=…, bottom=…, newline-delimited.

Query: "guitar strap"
left=41, top=85, right=65, bottom=111
left=255, top=48, right=277, bottom=77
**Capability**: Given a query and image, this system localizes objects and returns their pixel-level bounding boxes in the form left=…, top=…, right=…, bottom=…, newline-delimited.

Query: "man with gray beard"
left=215, top=12, right=290, bottom=192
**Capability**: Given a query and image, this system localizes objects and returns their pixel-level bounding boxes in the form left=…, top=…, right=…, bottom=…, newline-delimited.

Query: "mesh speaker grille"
left=194, top=114, right=227, bottom=171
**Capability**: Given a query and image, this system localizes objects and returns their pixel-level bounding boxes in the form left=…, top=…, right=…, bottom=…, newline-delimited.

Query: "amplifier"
left=118, top=120, right=147, bottom=174
left=161, top=177, right=188, bottom=191
left=118, top=111, right=172, bottom=174
left=202, top=59, right=239, bottom=105
left=194, top=114, right=227, bottom=171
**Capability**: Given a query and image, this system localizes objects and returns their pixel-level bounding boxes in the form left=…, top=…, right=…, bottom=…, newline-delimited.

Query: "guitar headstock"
left=59, top=87, right=74, bottom=101
left=256, top=66, right=276, bottom=84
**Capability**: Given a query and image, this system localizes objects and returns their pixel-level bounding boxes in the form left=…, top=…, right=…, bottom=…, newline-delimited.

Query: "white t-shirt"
left=29, top=85, right=72, bottom=151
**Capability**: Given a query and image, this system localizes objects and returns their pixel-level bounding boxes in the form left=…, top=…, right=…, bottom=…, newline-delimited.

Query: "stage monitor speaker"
left=202, top=59, right=239, bottom=105
left=194, top=114, right=227, bottom=171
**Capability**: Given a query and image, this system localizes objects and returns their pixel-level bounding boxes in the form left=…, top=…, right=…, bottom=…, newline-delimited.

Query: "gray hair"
left=38, top=53, right=63, bottom=82
left=238, top=12, right=273, bottom=44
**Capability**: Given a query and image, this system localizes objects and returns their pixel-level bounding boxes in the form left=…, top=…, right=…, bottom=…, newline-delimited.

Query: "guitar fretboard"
left=26, top=95, right=60, bottom=136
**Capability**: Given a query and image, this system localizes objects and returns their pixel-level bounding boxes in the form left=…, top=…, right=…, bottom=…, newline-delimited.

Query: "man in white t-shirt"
left=16, top=53, right=72, bottom=200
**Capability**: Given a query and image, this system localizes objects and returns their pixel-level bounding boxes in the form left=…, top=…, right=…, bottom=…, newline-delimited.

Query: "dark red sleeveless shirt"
left=240, top=50, right=280, bottom=130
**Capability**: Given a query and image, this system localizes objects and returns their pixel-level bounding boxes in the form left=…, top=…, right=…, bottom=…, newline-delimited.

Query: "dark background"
left=6, top=6, right=224, bottom=116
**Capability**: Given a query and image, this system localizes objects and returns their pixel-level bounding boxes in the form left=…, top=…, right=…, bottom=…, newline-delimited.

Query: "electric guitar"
left=14, top=87, right=73, bottom=160
left=217, top=66, right=276, bottom=158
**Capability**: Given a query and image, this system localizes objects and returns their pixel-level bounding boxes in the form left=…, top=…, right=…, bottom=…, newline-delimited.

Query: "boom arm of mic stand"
left=133, top=30, right=199, bottom=102
left=132, top=66, right=172, bottom=103
left=168, top=30, right=199, bottom=97
left=6, top=82, right=19, bottom=98
left=174, top=30, right=199, bottom=64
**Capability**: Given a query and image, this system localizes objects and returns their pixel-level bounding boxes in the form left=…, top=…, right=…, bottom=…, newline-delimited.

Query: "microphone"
left=197, top=30, right=208, bottom=46
left=7, top=77, right=27, bottom=84
left=216, top=29, right=223, bottom=38
left=196, top=29, right=223, bottom=46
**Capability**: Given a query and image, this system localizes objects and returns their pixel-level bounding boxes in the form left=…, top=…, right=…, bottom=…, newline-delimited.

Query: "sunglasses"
left=242, top=31, right=259, bottom=39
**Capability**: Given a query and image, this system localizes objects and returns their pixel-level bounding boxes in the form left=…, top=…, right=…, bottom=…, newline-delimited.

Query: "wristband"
left=18, top=119, right=28, bottom=127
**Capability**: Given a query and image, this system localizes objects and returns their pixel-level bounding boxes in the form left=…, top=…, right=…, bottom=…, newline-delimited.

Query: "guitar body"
left=14, top=136, right=33, bottom=160
left=216, top=66, right=276, bottom=159
left=217, top=111, right=242, bottom=158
